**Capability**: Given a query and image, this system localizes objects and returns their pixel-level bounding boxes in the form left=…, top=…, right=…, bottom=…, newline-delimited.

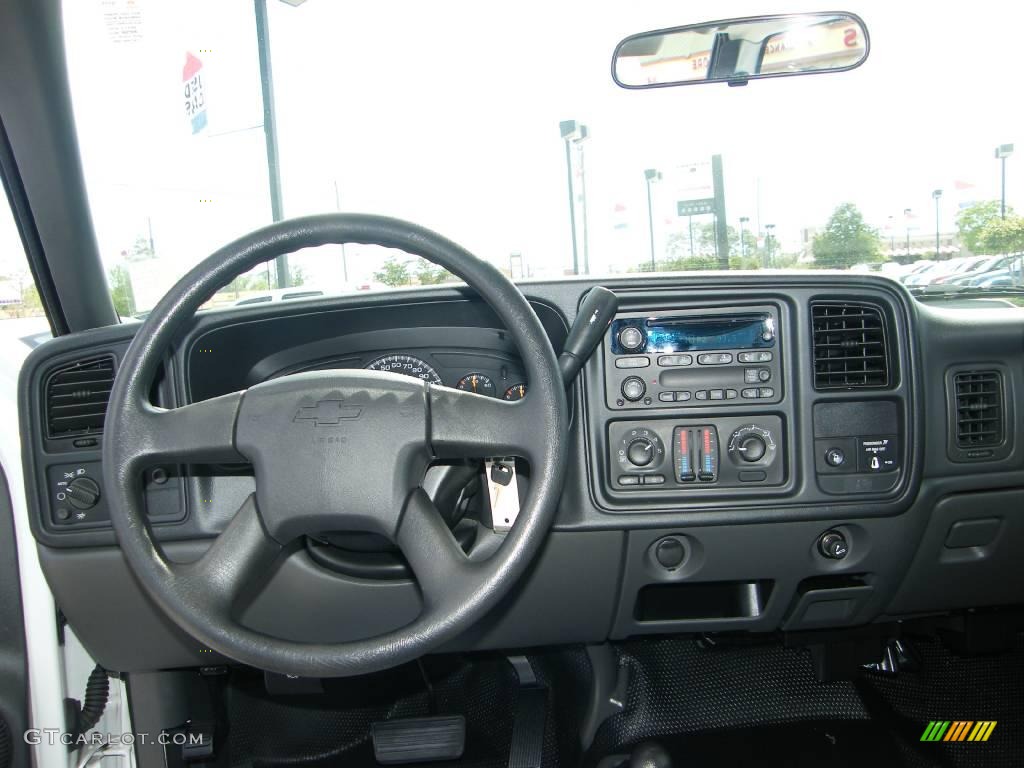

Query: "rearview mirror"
left=613, top=12, right=869, bottom=89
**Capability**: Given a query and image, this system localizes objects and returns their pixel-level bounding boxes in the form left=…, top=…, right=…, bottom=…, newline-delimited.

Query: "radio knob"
left=621, top=376, right=646, bottom=402
left=618, top=326, right=645, bottom=351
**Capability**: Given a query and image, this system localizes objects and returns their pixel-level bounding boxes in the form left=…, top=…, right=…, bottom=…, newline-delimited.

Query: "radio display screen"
left=611, top=314, right=775, bottom=354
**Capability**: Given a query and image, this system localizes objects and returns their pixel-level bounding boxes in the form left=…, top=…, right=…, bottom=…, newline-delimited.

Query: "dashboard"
left=16, top=274, right=1024, bottom=672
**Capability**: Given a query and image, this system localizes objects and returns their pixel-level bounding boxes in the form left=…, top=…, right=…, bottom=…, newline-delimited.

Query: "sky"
left=3, top=0, right=1023, bottom=310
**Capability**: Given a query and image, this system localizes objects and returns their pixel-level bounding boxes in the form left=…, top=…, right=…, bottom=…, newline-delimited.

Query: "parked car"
left=974, top=261, right=1024, bottom=288
left=233, top=287, right=325, bottom=306
left=928, top=255, right=992, bottom=284
left=902, top=259, right=957, bottom=286
left=950, top=255, right=1020, bottom=286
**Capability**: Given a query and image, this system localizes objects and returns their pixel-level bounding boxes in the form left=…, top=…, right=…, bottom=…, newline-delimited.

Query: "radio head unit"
left=611, top=313, right=775, bottom=355
left=605, top=306, right=783, bottom=410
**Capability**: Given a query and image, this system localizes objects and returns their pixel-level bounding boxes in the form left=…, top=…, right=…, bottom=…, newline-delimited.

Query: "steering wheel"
left=103, top=214, right=569, bottom=677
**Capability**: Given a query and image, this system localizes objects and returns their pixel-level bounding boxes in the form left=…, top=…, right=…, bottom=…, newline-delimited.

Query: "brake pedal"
left=371, top=715, right=465, bottom=764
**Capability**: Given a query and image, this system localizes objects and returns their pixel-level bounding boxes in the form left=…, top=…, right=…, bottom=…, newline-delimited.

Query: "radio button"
left=738, top=351, right=773, bottom=363
left=643, top=474, right=666, bottom=485
left=618, top=475, right=641, bottom=486
left=725, top=389, right=738, bottom=400
left=694, top=390, right=709, bottom=400
left=759, top=387, right=776, bottom=398
left=618, top=326, right=645, bottom=351
left=709, top=389, right=724, bottom=400
left=615, top=356, right=650, bottom=369
left=658, top=391, right=676, bottom=402
left=697, top=353, right=733, bottom=365
left=658, top=354, right=693, bottom=367
left=676, top=391, right=692, bottom=401
left=741, top=388, right=759, bottom=399
left=758, top=369, right=771, bottom=382
left=743, top=368, right=761, bottom=383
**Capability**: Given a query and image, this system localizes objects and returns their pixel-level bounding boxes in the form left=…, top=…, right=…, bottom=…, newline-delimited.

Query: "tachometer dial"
left=503, top=383, right=527, bottom=401
left=365, top=354, right=442, bottom=385
left=456, top=373, right=496, bottom=397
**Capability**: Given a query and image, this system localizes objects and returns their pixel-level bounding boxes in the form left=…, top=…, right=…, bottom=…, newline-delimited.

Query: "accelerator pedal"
left=371, top=715, right=466, bottom=764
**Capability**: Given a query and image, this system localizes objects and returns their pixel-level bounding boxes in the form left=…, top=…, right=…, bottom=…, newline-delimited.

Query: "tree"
left=415, top=259, right=452, bottom=285
left=374, top=256, right=411, bottom=287
left=666, top=223, right=761, bottom=266
left=107, top=265, right=136, bottom=317
left=812, top=203, right=882, bottom=268
left=957, top=201, right=1011, bottom=254
left=290, top=265, right=307, bottom=287
left=975, top=215, right=1024, bottom=255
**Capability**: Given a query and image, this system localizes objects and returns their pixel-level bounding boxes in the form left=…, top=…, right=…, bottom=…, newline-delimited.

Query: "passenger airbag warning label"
left=859, top=435, right=899, bottom=472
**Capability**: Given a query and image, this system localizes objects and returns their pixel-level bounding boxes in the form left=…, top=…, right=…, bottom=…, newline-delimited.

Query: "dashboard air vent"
left=953, top=371, right=1004, bottom=448
left=45, top=355, right=116, bottom=439
left=811, top=302, right=889, bottom=390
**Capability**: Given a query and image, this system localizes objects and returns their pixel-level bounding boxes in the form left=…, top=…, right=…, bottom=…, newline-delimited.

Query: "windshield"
left=60, top=1, right=1024, bottom=315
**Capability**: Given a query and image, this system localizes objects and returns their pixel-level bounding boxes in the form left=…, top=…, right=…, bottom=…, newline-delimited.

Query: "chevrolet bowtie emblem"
left=293, top=399, right=363, bottom=426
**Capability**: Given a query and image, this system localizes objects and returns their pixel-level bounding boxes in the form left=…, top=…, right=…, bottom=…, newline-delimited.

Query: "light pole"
left=764, top=224, right=775, bottom=267
left=739, top=216, right=749, bottom=259
left=904, top=208, right=912, bottom=257
left=996, top=144, right=1014, bottom=219
left=333, top=180, right=349, bottom=283
left=254, top=0, right=310, bottom=287
left=644, top=169, right=660, bottom=271
left=932, top=189, right=943, bottom=259
left=888, top=215, right=895, bottom=258
left=560, top=121, right=589, bottom=274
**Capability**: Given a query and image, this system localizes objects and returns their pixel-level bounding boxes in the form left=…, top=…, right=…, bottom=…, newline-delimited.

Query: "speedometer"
left=365, top=354, right=443, bottom=385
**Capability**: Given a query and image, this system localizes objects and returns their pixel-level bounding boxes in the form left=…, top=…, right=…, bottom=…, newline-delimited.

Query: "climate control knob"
left=627, top=438, right=656, bottom=467
left=728, top=425, right=776, bottom=466
left=621, top=376, right=646, bottom=402
left=735, top=434, right=767, bottom=462
left=614, top=428, right=665, bottom=473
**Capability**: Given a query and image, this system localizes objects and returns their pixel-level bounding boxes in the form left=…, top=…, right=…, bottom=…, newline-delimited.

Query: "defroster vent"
left=45, top=355, right=115, bottom=438
left=812, top=302, right=890, bottom=390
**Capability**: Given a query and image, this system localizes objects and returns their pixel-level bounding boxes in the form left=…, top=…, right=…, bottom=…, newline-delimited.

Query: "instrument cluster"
left=364, top=353, right=528, bottom=400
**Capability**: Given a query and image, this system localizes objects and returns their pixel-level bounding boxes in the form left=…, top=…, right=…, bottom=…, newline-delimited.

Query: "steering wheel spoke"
left=127, top=392, right=246, bottom=469
left=428, top=385, right=540, bottom=461
left=173, top=494, right=282, bottom=612
left=396, top=488, right=475, bottom=608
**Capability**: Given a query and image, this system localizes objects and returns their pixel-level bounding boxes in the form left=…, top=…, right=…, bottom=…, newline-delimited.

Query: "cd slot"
left=649, top=314, right=764, bottom=329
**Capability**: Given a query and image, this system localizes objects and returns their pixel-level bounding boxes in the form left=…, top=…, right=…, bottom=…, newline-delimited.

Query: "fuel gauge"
left=456, top=373, right=496, bottom=397
left=503, top=383, right=527, bottom=401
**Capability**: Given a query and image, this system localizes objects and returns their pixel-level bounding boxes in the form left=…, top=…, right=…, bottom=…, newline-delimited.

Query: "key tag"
left=485, top=459, right=520, bottom=533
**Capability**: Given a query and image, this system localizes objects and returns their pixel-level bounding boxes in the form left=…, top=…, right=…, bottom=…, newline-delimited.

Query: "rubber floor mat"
left=586, top=634, right=1024, bottom=768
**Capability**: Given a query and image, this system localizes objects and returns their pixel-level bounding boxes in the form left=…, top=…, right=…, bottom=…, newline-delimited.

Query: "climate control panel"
left=609, top=415, right=785, bottom=491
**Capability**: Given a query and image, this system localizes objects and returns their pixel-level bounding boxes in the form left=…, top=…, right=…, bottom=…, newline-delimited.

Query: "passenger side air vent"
left=811, top=302, right=889, bottom=390
left=44, top=355, right=116, bottom=439
left=953, top=371, right=1004, bottom=448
